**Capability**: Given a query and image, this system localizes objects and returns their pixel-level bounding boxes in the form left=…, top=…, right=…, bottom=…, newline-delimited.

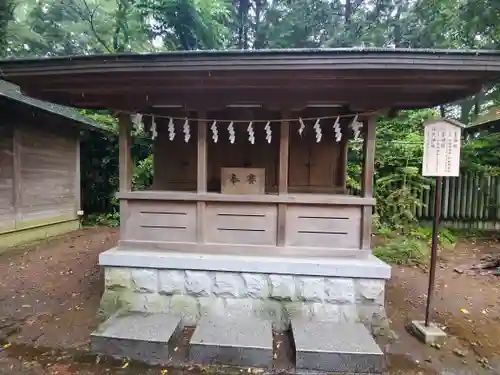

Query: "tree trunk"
left=254, top=0, right=264, bottom=49
left=343, top=0, right=352, bottom=47
left=237, top=0, right=250, bottom=49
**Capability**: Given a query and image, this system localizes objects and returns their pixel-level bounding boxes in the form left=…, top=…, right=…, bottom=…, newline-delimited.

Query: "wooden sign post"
left=422, top=118, right=464, bottom=327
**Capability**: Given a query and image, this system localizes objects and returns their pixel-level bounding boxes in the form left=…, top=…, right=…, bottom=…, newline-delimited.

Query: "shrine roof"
left=464, top=106, right=500, bottom=135
left=1, top=48, right=500, bottom=113
left=0, top=80, right=106, bottom=132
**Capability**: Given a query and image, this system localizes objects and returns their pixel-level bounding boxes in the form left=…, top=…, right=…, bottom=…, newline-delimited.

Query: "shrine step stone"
left=189, top=314, right=273, bottom=368
left=91, top=312, right=182, bottom=365
left=292, top=319, right=384, bottom=374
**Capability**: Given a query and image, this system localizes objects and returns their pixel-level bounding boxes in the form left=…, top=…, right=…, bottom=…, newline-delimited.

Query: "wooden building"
left=0, top=81, right=102, bottom=249
left=2, top=49, right=500, bottom=369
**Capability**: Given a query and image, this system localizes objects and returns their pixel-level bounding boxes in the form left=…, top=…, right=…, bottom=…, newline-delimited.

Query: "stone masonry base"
left=100, top=267, right=388, bottom=332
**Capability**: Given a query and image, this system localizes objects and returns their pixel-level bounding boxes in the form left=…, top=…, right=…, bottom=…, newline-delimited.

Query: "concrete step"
left=189, top=314, right=273, bottom=368
left=91, top=312, right=182, bottom=365
left=291, top=319, right=384, bottom=374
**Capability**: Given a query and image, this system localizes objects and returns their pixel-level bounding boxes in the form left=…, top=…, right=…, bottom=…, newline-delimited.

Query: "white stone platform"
left=100, top=247, right=391, bottom=279
left=98, top=248, right=390, bottom=332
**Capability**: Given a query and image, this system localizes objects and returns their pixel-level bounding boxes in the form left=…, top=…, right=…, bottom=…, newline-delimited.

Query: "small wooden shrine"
left=1, top=49, right=500, bottom=370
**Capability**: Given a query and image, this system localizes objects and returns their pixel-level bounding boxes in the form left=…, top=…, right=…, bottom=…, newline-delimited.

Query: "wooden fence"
left=416, top=173, right=500, bottom=229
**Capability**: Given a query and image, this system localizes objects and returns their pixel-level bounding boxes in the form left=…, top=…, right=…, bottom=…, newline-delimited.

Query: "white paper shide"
left=422, top=119, right=462, bottom=177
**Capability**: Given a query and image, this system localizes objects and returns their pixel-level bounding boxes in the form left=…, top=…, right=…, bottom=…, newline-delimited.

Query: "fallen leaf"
left=452, top=348, right=467, bottom=357
left=430, top=342, right=441, bottom=350
left=460, top=308, right=469, bottom=314
left=121, top=361, right=129, bottom=369
left=2, top=343, right=11, bottom=349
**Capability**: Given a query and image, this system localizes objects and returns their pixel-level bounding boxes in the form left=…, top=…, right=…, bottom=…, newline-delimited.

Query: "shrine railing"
left=117, top=191, right=375, bottom=256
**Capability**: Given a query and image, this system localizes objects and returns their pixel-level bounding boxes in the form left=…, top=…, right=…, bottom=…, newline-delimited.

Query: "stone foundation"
left=100, top=267, right=387, bottom=332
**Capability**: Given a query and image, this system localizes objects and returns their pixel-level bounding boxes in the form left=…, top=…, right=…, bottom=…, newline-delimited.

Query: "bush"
left=410, top=226, right=457, bottom=250
left=373, top=225, right=457, bottom=266
left=133, top=154, right=153, bottom=190
left=374, top=237, right=427, bottom=266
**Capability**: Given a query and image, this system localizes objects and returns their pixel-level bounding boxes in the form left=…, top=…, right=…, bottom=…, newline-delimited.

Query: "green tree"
left=136, top=0, right=231, bottom=50
left=0, top=0, right=14, bottom=56
left=7, top=0, right=153, bottom=57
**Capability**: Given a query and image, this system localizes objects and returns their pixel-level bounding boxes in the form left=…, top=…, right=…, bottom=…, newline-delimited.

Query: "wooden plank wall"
left=288, top=119, right=348, bottom=193
left=121, top=199, right=363, bottom=250
left=152, top=112, right=348, bottom=193
left=0, top=124, right=14, bottom=231
left=0, top=118, right=79, bottom=233
left=205, top=202, right=278, bottom=245
left=286, top=205, right=361, bottom=248
left=17, top=125, right=77, bottom=221
left=122, top=200, right=198, bottom=243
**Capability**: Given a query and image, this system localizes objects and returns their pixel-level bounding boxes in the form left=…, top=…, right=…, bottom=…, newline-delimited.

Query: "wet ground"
left=1, top=227, right=500, bottom=375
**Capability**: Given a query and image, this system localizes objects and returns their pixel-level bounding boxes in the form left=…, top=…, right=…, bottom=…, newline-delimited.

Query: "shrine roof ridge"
left=2, top=48, right=500, bottom=73
left=3, top=47, right=500, bottom=63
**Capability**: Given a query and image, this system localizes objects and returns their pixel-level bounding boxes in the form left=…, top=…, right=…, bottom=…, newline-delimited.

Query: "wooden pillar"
left=197, top=113, right=207, bottom=243
left=118, top=114, right=132, bottom=192
left=279, top=116, right=290, bottom=194
left=118, top=114, right=132, bottom=238
left=277, top=113, right=290, bottom=246
left=360, top=116, right=376, bottom=250
left=197, top=114, right=208, bottom=193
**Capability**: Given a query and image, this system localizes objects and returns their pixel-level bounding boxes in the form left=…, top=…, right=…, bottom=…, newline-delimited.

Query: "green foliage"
left=374, top=223, right=393, bottom=238
left=84, top=211, right=120, bottom=227
left=375, top=166, right=432, bottom=232
left=348, top=110, right=437, bottom=232
left=410, top=226, right=457, bottom=250
left=374, top=227, right=457, bottom=265
left=133, top=154, right=153, bottom=190
left=79, top=110, right=152, bottom=216
left=346, top=163, right=361, bottom=193
left=461, top=133, right=500, bottom=175
left=130, top=0, right=232, bottom=50
left=0, top=0, right=14, bottom=56
left=6, top=0, right=153, bottom=57
left=374, top=237, right=428, bottom=266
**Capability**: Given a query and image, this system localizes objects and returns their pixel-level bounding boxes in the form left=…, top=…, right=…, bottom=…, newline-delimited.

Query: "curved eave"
left=1, top=49, right=500, bottom=112
left=3, top=49, right=500, bottom=73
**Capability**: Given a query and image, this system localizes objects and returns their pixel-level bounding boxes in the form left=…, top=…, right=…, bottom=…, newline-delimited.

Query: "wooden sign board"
left=422, top=119, right=463, bottom=177
left=221, top=167, right=265, bottom=195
